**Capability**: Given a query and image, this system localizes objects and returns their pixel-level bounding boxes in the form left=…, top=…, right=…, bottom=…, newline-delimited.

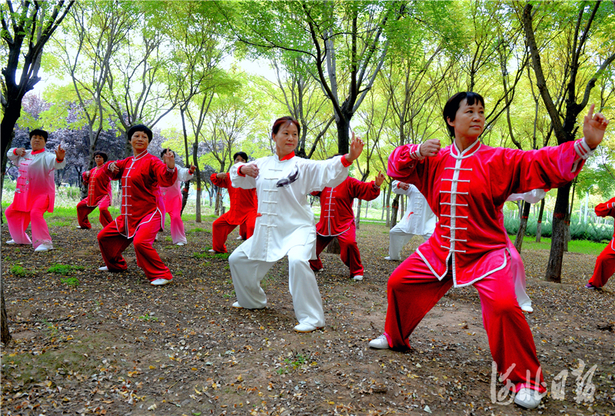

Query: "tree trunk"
left=1, top=276, right=11, bottom=346
left=536, top=198, right=545, bottom=242
left=355, top=199, right=361, bottom=230
left=514, top=201, right=532, bottom=254
left=326, top=237, right=341, bottom=254
left=390, top=194, right=401, bottom=229
left=181, top=182, right=190, bottom=215
left=195, top=171, right=202, bottom=223
left=545, top=183, right=572, bottom=283
left=385, top=184, right=392, bottom=227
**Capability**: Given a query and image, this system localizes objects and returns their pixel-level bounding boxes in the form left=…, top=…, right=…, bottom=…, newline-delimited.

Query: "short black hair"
left=233, top=152, right=248, bottom=162
left=127, top=124, right=153, bottom=142
left=29, top=129, right=48, bottom=142
left=94, top=150, right=108, bottom=162
left=160, top=148, right=176, bottom=158
left=442, top=92, right=485, bottom=138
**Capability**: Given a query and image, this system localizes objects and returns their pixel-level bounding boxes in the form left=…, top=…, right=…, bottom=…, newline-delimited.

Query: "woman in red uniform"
left=209, top=152, right=258, bottom=253
left=76, top=151, right=114, bottom=229
left=370, top=92, right=608, bottom=409
left=97, top=125, right=178, bottom=286
left=586, top=197, right=615, bottom=289
left=309, top=173, right=384, bottom=280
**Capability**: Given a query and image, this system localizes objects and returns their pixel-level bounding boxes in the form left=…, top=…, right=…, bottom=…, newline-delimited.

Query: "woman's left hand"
left=374, top=171, right=385, bottom=187
left=55, top=144, right=65, bottom=161
left=346, top=132, right=364, bottom=163
left=163, top=149, right=175, bottom=170
left=584, top=104, right=610, bottom=149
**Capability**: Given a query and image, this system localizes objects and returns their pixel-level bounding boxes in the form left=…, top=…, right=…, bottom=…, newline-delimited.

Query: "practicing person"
left=5, top=129, right=66, bottom=252
left=76, top=151, right=114, bottom=230
left=228, top=116, right=363, bottom=333
left=369, top=92, right=608, bottom=410
left=503, top=189, right=548, bottom=313
left=97, top=125, right=178, bottom=286
left=385, top=180, right=436, bottom=261
left=209, top=152, right=258, bottom=253
left=158, top=149, right=195, bottom=246
left=585, top=196, right=615, bottom=289
left=309, top=172, right=384, bottom=281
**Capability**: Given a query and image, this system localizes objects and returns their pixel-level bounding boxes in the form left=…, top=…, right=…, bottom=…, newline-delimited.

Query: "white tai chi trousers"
left=388, top=227, right=432, bottom=260
left=229, top=243, right=326, bottom=328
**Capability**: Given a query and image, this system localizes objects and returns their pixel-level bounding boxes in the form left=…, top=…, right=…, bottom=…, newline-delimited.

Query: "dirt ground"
left=1, top=219, right=614, bottom=416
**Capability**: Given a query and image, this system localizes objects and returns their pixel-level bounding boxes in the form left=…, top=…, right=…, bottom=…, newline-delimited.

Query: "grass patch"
left=10, top=264, right=29, bottom=276
left=47, top=264, right=85, bottom=275
left=510, top=235, right=605, bottom=256
left=60, top=277, right=80, bottom=287
left=192, top=250, right=230, bottom=260
left=138, top=313, right=159, bottom=322
left=186, top=227, right=208, bottom=234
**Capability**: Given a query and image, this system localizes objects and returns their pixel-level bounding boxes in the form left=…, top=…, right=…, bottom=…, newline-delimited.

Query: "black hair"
left=160, top=148, right=176, bottom=158
left=93, top=150, right=108, bottom=162
left=233, top=152, right=248, bottom=163
left=442, top=92, right=485, bottom=138
left=29, top=129, right=48, bottom=142
left=127, top=124, right=153, bottom=142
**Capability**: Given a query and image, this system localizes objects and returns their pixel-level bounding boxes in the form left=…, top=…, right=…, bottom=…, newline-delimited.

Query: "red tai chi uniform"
left=77, top=165, right=114, bottom=229
left=385, top=137, right=593, bottom=393
left=209, top=172, right=257, bottom=253
left=309, top=176, right=380, bottom=278
left=588, top=197, right=615, bottom=288
left=97, top=151, right=177, bottom=282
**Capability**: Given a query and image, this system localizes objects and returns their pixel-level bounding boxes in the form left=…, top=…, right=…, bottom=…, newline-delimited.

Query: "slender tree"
left=522, top=1, right=615, bottom=282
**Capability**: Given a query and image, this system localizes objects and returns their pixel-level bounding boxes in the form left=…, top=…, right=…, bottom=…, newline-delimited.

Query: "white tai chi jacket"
left=230, top=153, right=351, bottom=262
left=391, top=180, right=437, bottom=236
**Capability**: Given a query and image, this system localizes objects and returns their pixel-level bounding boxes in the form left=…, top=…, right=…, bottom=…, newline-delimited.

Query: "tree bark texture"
left=514, top=201, right=532, bottom=254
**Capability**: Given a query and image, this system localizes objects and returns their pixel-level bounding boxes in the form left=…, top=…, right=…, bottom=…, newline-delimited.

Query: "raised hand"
left=240, top=163, right=259, bottom=178
left=399, top=182, right=410, bottom=191
left=346, top=132, right=364, bottom=163
left=374, top=171, right=385, bottom=187
left=584, top=104, right=610, bottom=149
left=163, top=149, right=175, bottom=170
left=189, top=164, right=197, bottom=174
left=15, top=148, right=26, bottom=157
left=108, top=162, right=119, bottom=173
left=55, top=144, right=66, bottom=161
left=419, top=139, right=441, bottom=158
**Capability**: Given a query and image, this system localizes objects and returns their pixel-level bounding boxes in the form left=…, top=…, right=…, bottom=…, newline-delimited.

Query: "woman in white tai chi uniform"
left=228, top=116, right=364, bottom=333
left=385, top=180, right=437, bottom=261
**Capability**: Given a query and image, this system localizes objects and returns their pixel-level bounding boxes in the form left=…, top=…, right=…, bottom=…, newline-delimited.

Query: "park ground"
left=1, top=214, right=614, bottom=416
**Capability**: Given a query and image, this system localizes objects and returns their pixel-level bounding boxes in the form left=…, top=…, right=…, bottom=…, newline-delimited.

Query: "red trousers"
left=77, top=196, right=113, bottom=229
left=211, top=213, right=256, bottom=253
left=5, top=197, right=51, bottom=248
left=309, top=226, right=364, bottom=278
left=383, top=252, right=545, bottom=393
left=588, top=241, right=615, bottom=288
left=97, top=211, right=172, bottom=282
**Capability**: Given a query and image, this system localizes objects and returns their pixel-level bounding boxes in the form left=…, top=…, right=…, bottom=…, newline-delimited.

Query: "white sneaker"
left=353, top=275, right=363, bottom=281
left=98, top=266, right=109, bottom=271
left=176, top=242, right=185, bottom=246
left=6, top=240, right=16, bottom=245
left=514, top=388, right=542, bottom=409
left=208, top=249, right=216, bottom=253
left=232, top=302, right=243, bottom=309
left=151, top=278, right=172, bottom=286
left=34, top=244, right=52, bottom=252
left=368, top=334, right=389, bottom=349
left=520, top=303, right=534, bottom=313
left=384, top=256, right=398, bottom=261
left=236, top=236, right=242, bottom=240
left=294, top=323, right=321, bottom=333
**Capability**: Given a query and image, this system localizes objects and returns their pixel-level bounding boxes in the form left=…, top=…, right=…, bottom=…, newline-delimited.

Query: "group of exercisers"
left=4, top=91, right=611, bottom=410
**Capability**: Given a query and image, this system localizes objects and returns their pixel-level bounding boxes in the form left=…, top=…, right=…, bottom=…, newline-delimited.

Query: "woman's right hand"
left=240, top=164, right=259, bottom=178
left=108, top=162, right=119, bottom=173
left=14, top=148, right=26, bottom=157
left=419, top=139, right=441, bottom=158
